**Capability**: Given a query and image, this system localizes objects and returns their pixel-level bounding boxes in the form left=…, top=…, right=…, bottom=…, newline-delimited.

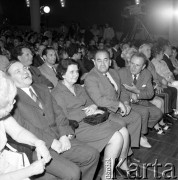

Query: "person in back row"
left=6, top=61, right=99, bottom=180
left=13, top=45, right=54, bottom=89
left=39, top=47, right=58, bottom=87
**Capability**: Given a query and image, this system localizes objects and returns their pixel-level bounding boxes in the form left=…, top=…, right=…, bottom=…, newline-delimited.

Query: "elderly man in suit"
left=119, top=52, right=163, bottom=135
left=39, top=47, right=58, bottom=87
left=84, top=50, right=149, bottom=160
left=7, top=61, right=99, bottom=180
left=13, top=45, right=54, bottom=89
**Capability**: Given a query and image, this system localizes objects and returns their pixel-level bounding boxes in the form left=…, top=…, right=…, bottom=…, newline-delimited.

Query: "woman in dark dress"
left=52, top=58, right=130, bottom=180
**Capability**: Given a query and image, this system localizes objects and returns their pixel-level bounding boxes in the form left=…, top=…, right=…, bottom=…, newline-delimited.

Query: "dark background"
left=0, top=0, right=128, bottom=30
left=0, top=0, right=171, bottom=34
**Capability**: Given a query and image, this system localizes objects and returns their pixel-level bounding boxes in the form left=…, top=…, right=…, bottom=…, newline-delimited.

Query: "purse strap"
left=5, top=143, right=26, bottom=167
left=6, top=143, right=18, bottom=152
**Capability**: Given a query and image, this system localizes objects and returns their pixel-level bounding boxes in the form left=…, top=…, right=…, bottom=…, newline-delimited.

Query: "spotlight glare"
left=26, top=0, right=30, bottom=7
left=44, top=6, right=50, bottom=13
left=135, top=0, right=140, bottom=5
left=60, top=0, right=65, bottom=7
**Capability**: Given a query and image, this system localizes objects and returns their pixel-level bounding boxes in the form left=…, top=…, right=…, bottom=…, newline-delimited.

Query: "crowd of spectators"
left=0, top=22, right=178, bottom=180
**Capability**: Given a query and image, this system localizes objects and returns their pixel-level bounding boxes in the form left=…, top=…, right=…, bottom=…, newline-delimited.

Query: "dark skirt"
left=75, top=119, right=123, bottom=152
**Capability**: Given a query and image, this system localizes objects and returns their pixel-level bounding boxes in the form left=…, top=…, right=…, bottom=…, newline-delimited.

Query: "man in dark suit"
left=84, top=50, right=145, bottom=151
left=118, top=52, right=163, bottom=135
left=7, top=61, right=99, bottom=180
left=13, top=45, right=54, bottom=89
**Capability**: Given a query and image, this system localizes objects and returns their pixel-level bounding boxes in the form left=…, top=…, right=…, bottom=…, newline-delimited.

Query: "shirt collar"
left=164, top=53, right=169, bottom=58
left=132, top=74, right=139, bottom=79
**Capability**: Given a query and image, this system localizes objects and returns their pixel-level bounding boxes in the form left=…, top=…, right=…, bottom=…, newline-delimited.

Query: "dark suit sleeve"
left=13, top=108, right=54, bottom=148
left=137, top=73, right=154, bottom=100
left=85, top=75, right=120, bottom=112
left=51, top=94, right=75, bottom=136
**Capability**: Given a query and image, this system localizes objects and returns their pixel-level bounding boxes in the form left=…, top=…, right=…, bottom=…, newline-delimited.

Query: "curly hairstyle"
left=151, top=44, right=163, bottom=58
left=56, top=58, right=79, bottom=80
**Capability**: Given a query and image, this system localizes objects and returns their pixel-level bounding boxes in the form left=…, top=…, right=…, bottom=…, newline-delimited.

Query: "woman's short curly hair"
left=151, top=44, right=163, bottom=58
left=56, top=58, right=79, bottom=80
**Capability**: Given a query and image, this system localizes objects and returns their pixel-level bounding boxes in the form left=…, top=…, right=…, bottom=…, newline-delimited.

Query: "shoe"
left=171, top=113, right=178, bottom=120
left=168, top=110, right=178, bottom=120
left=141, top=135, right=148, bottom=141
left=128, top=155, right=141, bottom=164
left=116, top=157, right=126, bottom=168
left=115, top=167, right=130, bottom=178
left=159, top=123, right=171, bottom=131
left=154, top=127, right=165, bottom=135
left=164, top=114, right=174, bottom=125
left=140, top=137, right=152, bottom=148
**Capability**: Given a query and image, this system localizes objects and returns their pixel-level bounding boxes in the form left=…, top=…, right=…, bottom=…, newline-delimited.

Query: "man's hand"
left=30, top=159, right=46, bottom=176
left=35, top=140, right=52, bottom=163
left=155, top=85, right=163, bottom=94
left=118, top=101, right=127, bottom=116
left=123, top=84, right=140, bottom=94
left=59, top=135, right=71, bottom=152
left=82, top=104, right=97, bottom=116
left=51, top=139, right=62, bottom=154
left=161, top=78, right=168, bottom=87
left=124, top=103, right=131, bottom=115
left=131, top=93, right=139, bottom=103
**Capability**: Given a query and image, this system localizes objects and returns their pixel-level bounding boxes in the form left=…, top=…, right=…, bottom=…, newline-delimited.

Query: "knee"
left=157, top=108, right=163, bottom=119
left=119, top=127, right=129, bottom=138
left=153, top=98, right=163, bottom=109
left=110, top=131, right=124, bottom=145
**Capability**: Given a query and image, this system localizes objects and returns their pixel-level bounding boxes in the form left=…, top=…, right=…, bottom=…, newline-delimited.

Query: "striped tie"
left=29, top=88, right=43, bottom=109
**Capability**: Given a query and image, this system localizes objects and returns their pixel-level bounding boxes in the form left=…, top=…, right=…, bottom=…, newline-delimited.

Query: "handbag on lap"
left=83, top=107, right=110, bottom=126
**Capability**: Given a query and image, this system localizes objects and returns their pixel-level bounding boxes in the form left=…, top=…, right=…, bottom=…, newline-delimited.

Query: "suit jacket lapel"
left=44, top=64, right=55, bottom=76
left=32, top=84, right=46, bottom=110
left=17, top=87, right=44, bottom=111
left=93, top=67, right=110, bottom=86
left=136, top=71, right=145, bottom=89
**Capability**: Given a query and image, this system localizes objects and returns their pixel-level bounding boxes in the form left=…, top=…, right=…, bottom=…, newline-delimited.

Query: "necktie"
left=52, top=67, right=57, bottom=74
left=133, top=75, right=137, bottom=85
left=29, top=88, right=43, bottom=109
left=105, top=73, right=117, bottom=91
